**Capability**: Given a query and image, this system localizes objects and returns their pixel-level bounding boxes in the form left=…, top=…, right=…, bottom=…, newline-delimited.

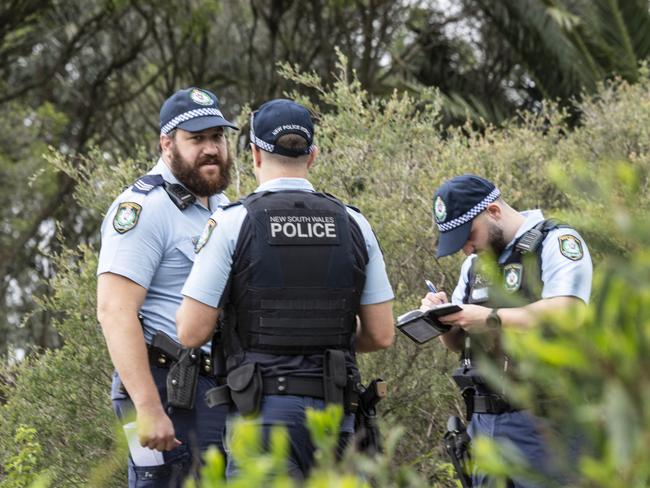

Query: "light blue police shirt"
left=97, top=158, right=229, bottom=352
left=451, top=210, right=593, bottom=305
left=182, top=177, right=394, bottom=308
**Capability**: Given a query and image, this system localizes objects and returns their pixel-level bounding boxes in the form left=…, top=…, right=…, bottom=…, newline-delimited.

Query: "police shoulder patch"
left=558, top=234, right=583, bottom=261
left=195, top=218, right=217, bottom=253
left=113, top=202, right=142, bottom=234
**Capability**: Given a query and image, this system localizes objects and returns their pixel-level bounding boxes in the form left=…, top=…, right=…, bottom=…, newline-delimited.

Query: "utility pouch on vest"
left=167, top=348, right=200, bottom=410
left=323, top=349, right=347, bottom=405
left=227, top=363, right=262, bottom=416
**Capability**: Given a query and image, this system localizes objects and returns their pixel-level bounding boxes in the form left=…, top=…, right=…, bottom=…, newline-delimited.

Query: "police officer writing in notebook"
left=97, top=88, right=237, bottom=487
left=421, top=175, right=592, bottom=487
left=176, top=99, right=395, bottom=480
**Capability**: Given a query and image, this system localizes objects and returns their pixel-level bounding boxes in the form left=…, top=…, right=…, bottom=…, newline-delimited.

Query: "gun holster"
left=443, top=415, right=472, bottom=488
left=227, top=362, right=262, bottom=416
left=167, top=348, right=200, bottom=410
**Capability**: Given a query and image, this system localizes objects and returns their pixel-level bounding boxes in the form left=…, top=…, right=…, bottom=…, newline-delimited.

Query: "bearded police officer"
left=97, top=87, right=237, bottom=487
left=176, top=98, right=395, bottom=480
left=421, top=175, right=592, bottom=487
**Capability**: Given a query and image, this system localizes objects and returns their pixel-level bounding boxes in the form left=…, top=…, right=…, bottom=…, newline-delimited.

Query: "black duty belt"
left=263, top=375, right=324, bottom=397
left=206, top=375, right=358, bottom=412
left=147, top=343, right=215, bottom=377
left=472, top=394, right=518, bottom=415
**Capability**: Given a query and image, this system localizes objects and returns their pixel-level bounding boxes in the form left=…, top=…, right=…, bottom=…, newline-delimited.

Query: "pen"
left=425, top=279, right=438, bottom=294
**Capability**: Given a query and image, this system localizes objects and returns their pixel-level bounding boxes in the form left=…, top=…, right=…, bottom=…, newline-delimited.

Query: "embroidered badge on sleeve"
left=559, top=235, right=584, bottom=261
left=113, top=202, right=142, bottom=234
left=195, top=218, right=217, bottom=253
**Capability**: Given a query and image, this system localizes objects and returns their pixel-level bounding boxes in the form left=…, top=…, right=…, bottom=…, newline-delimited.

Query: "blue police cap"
left=160, top=87, right=238, bottom=135
left=250, top=99, right=315, bottom=157
left=433, top=174, right=501, bottom=257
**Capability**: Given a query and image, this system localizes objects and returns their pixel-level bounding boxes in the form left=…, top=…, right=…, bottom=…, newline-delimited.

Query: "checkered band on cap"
left=250, top=129, right=315, bottom=154
left=250, top=128, right=275, bottom=152
left=437, top=188, right=501, bottom=232
left=161, top=108, right=224, bottom=135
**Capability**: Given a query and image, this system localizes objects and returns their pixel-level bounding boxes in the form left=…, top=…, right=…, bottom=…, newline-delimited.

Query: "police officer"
left=97, top=87, right=237, bottom=487
left=176, top=98, right=395, bottom=480
left=421, top=175, right=592, bottom=487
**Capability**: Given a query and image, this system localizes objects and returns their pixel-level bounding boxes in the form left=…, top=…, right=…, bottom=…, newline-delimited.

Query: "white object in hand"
left=123, top=421, right=165, bottom=467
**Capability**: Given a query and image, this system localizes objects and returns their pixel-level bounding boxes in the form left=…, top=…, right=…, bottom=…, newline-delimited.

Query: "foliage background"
left=2, top=1, right=650, bottom=486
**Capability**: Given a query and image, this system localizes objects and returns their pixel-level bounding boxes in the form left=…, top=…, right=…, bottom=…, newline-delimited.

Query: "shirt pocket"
left=174, top=238, right=196, bottom=263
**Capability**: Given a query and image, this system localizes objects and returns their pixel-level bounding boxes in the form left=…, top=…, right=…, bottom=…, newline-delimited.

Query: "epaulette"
left=132, top=174, right=165, bottom=194
left=219, top=199, right=244, bottom=211
left=130, top=174, right=196, bottom=210
left=345, top=204, right=362, bottom=213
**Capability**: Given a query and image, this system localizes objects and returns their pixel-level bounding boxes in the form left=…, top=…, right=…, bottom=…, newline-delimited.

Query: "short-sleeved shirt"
left=97, top=158, right=229, bottom=352
left=450, top=209, right=592, bottom=305
left=182, top=177, right=394, bottom=376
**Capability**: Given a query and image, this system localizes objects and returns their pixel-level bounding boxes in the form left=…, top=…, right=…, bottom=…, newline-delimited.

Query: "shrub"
left=1, top=55, right=649, bottom=486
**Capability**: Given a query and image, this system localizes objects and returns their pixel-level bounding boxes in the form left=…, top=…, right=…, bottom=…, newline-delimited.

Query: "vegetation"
left=2, top=0, right=649, bottom=355
left=2, top=50, right=650, bottom=485
left=2, top=1, right=650, bottom=486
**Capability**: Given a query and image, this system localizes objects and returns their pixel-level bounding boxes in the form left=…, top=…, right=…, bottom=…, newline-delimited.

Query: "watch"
left=486, top=308, right=502, bottom=329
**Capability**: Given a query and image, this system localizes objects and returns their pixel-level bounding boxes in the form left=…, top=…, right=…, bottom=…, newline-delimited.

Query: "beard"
left=169, top=144, right=232, bottom=197
left=487, top=222, right=508, bottom=255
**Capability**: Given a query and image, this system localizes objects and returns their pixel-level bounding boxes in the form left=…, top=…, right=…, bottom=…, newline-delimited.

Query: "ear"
left=160, top=133, right=173, bottom=154
left=306, top=146, right=319, bottom=169
left=485, top=202, right=502, bottom=220
left=250, top=143, right=262, bottom=168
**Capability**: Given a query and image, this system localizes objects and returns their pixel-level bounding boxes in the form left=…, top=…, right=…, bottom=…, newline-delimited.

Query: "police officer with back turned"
left=97, top=87, right=237, bottom=487
left=176, top=98, right=395, bottom=480
left=421, top=175, right=592, bottom=487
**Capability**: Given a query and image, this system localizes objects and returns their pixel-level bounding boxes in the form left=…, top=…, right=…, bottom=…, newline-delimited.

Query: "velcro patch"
left=559, top=235, right=583, bottom=261
left=266, top=209, right=340, bottom=245
left=113, top=202, right=142, bottom=234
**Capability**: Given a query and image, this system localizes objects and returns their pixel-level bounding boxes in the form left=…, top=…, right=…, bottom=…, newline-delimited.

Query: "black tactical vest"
left=224, top=190, right=368, bottom=356
left=459, top=219, right=570, bottom=368
left=463, top=219, right=569, bottom=308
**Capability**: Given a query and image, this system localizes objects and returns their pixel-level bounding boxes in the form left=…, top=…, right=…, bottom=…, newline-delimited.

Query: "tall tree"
left=390, top=0, right=650, bottom=123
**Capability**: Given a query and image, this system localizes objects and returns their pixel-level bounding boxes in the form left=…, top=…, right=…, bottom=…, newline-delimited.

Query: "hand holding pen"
left=421, top=279, right=448, bottom=311
left=425, top=280, right=438, bottom=294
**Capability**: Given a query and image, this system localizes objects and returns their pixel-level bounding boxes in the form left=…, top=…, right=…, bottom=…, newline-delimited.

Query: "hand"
left=438, top=304, right=491, bottom=333
left=136, top=406, right=182, bottom=451
left=420, top=291, right=449, bottom=312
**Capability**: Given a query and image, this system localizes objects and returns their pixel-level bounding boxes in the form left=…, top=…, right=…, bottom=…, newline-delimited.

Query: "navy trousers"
left=468, top=411, right=580, bottom=487
left=111, top=366, right=228, bottom=488
left=224, top=395, right=354, bottom=481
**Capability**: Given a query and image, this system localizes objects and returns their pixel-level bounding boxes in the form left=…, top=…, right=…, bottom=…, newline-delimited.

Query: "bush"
left=187, top=405, right=433, bottom=488
left=1, top=55, right=649, bottom=486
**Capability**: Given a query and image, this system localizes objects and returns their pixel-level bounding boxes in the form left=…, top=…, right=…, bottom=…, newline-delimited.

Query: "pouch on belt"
left=227, top=363, right=262, bottom=416
left=324, top=349, right=347, bottom=405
